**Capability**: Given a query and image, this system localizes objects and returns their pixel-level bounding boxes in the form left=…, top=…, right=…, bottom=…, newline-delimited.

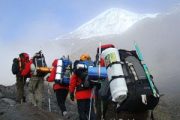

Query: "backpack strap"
left=126, top=62, right=138, bottom=81
left=106, top=61, right=124, bottom=69
left=109, top=75, right=128, bottom=83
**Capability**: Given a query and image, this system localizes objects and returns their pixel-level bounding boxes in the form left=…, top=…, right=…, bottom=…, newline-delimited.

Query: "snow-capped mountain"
left=57, top=8, right=158, bottom=39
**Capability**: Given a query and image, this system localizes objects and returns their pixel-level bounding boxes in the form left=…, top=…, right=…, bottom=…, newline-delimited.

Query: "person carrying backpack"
left=12, top=53, right=31, bottom=103
left=47, top=56, right=72, bottom=118
left=69, top=53, right=96, bottom=120
left=94, top=44, right=159, bottom=119
left=28, top=51, right=47, bottom=108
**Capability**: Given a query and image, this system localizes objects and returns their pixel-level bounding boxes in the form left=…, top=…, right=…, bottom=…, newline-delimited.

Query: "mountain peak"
left=57, top=8, right=158, bottom=40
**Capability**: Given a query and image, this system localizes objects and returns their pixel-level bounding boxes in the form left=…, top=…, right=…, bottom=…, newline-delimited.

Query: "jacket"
left=69, top=74, right=93, bottom=100
left=21, top=60, right=32, bottom=77
left=47, top=59, right=69, bottom=90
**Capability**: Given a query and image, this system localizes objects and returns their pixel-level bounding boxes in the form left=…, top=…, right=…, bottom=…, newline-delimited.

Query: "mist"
left=0, top=14, right=66, bottom=86
left=1, top=8, right=180, bottom=94
left=119, top=9, right=180, bottom=94
left=56, top=8, right=180, bottom=95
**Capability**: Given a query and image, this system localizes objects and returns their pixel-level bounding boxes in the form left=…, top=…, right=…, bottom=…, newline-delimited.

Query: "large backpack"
left=74, top=60, right=94, bottom=79
left=12, top=53, right=30, bottom=76
left=55, top=57, right=72, bottom=86
left=32, top=51, right=47, bottom=77
left=95, top=46, right=159, bottom=112
left=115, top=49, right=159, bottom=112
left=12, top=58, right=20, bottom=75
left=73, top=60, right=95, bottom=90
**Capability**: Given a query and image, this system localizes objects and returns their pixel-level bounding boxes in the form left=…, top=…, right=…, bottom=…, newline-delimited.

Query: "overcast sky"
left=0, top=0, right=180, bottom=85
left=0, top=0, right=180, bottom=43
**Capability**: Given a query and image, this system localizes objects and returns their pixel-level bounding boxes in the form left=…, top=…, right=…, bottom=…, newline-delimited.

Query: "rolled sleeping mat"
left=101, top=48, right=128, bottom=103
left=55, top=59, right=63, bottom=81
left=36, top=67, right=52, bottom=73
left=88, top=67, right=107, bottom=80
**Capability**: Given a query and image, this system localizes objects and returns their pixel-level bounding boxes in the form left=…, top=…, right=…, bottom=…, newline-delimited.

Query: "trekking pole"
left=98, top=42, right=101, bottom=79
left=98, top=42, right=104, bottom=120
left=21, top=76, right=25, bottom=104
left=88, top=87, right=95, bottom=120
left=88, top=42, right=103, bottom=120
left=44, top=73, right=51, bottom=112
left=48, top=82, right=51, bottom=112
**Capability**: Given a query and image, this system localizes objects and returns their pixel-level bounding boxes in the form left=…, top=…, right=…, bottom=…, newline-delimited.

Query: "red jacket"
left=21, top=60, right=32, bottom=77
left=47, top=59, right=69, bottom=90
left=69, top=74, right=93, bottom=100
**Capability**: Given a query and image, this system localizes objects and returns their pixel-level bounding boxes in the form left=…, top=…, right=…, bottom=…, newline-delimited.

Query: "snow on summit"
left=57, top=8, right=158, bottom=39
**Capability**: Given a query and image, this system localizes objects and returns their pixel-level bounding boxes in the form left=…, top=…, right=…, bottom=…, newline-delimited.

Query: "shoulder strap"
left=106, top=61, right=124, bottom=69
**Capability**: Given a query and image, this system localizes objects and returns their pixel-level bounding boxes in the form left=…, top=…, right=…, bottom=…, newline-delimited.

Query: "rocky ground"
left=0, top=82, right=179, bottom=120
left=0, top=82, right=79, bottom=120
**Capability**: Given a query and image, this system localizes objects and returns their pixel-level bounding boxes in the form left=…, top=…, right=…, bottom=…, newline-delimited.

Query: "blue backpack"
left=55, top=58, right=72, bottom=86
left=74, top=60, right=94, bottom=79
left=74, top=60, right=96, bottom=90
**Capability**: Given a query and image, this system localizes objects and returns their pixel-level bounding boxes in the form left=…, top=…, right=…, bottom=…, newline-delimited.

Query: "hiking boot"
left=63, top=111, right=67, bottom=116
left=62, top=111, right=70, bottom=119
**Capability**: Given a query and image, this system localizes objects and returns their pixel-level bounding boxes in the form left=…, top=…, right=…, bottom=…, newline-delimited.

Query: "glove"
left=70, top=93, right=74, bottom=101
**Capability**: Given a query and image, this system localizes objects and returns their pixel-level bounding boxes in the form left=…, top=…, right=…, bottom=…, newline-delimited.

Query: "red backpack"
left=12, top=53, right=30, bottom=76
left=19, top=53, right=31, bottom=77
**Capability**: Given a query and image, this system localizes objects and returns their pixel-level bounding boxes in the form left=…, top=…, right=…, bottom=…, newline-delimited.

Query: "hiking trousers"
left=55, top=89, right=68, bottom=115
left=29, top=76, right=44, bottom=108
left=16, top=76, right=26, bottom=103
left=77, top=99, right=96, bottom=120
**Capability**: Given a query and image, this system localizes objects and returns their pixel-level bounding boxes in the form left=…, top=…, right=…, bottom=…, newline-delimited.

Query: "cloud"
left=0, top=42, right=15, bottom=85
left=1, top=7, right=180, bottom=88
left=0, top=12, right=66, bottom=85
left=0, top=40, right=68, bottom=86
left=63, top=8, right=180, bottom=94
left=17, top=13, right=63, bottom=41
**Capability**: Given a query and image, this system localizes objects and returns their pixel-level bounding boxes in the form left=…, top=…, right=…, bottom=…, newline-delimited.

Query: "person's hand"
left=44, top=76, right=49, bottom=81
left=44, top=73, right=50, bottom=81
left=70, top=93, right=74, bottom=101
left=46, top=76, right=49, bottom=81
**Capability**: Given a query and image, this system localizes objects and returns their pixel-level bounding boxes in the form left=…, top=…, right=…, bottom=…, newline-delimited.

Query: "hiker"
left=47, top=56, right=72, bottom=117
left=28, top=51, right=47, bottom=108
left=12, top=53, right=31, bottom=103
left=95, top=44, right=159, bottom=119
left=69, top=53, right=96, bottom=120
